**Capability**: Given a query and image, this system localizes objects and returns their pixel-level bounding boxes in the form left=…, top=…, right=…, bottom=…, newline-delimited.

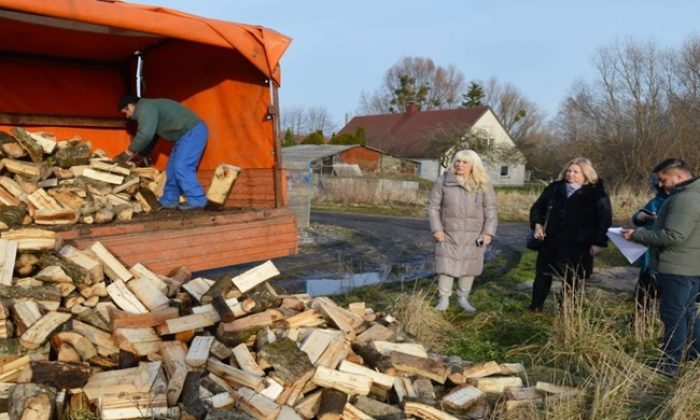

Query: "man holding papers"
left=623, top=158, right=700, bottom=375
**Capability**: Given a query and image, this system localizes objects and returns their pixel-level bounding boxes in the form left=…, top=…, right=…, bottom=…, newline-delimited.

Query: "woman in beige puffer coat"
left=427, top=150, right=498, bottom=311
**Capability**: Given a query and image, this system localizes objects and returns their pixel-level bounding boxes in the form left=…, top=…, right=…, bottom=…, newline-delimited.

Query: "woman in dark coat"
left=528, top=157, right=612, bottom=311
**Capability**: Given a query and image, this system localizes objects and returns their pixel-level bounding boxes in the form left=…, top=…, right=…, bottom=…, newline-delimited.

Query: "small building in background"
left=338, top=105, right=526, bottom=185
left=282, top=144, right=419, bottom=227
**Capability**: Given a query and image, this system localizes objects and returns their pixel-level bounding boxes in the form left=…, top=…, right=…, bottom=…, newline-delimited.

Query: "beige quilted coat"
left=427, top=171, right=498, bottom=277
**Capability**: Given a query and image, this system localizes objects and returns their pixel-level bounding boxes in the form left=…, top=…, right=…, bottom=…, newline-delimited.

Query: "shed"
left=0, top=0, right=298, bottom=272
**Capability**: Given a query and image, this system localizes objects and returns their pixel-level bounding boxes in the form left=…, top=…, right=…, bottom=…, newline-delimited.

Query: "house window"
left=500, top=165, right=510, bottom=177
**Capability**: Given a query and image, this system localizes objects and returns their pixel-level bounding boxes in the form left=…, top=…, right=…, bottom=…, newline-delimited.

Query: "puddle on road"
left=274, top=259, right=434, bottom=296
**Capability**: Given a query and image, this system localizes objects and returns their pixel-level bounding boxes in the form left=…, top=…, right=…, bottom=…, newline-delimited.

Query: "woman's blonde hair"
left=450, top=149, right=490, bottom=191
left=558, top=157, right=599, bottom=184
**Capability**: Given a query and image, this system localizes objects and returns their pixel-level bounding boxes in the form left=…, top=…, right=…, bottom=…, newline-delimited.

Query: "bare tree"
left=481, top=77, right=546, bottom=146
left=357, top=57, right=466, bottom=114
left=281, top=105, right=337, bottom=136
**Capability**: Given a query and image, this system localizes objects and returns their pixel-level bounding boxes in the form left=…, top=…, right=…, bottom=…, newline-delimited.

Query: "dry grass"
left=389, top=289, right=451, bottom=353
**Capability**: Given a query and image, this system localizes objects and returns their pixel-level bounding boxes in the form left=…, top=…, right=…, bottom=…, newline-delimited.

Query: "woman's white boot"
left=457, top=276, right=477, bottom=312
left=435, top=275, right=454, bottom=311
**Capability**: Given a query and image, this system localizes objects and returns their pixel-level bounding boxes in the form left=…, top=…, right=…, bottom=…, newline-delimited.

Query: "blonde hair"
left=450, top=149, right=490, bottom=191
left=558, top=157, right=599, bottom=184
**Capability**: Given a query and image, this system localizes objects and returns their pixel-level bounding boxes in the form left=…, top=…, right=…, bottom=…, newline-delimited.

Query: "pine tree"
left=461, top=82, right=485, bottom=107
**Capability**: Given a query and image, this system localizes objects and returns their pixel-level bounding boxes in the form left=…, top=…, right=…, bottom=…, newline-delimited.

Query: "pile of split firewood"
left=0, top=232, right=580, bottom=420
left=0, top=127, right=168, bottom=226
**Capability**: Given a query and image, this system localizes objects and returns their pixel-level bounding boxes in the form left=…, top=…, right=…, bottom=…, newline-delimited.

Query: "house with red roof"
left=338, top=105, right=526, bottom=184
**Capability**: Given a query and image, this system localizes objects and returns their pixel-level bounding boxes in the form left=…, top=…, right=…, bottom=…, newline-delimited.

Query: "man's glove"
left=131, top=154, right=152, bottom=167
left=114, top=151, right=134, bottom=164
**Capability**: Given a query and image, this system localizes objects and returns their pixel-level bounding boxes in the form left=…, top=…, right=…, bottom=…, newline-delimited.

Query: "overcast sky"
left=139, top=0, right=700, bottom=129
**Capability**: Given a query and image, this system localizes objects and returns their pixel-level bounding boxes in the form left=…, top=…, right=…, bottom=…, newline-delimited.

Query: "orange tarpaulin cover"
left=0, top=0, right=292, bottom=171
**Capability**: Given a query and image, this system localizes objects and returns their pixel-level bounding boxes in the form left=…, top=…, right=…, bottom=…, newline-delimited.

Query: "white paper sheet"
left=606, top=227, right=648, bottom=264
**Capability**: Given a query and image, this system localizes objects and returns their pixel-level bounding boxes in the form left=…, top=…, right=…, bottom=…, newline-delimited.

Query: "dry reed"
left=389, top=289, right=451, bottom=353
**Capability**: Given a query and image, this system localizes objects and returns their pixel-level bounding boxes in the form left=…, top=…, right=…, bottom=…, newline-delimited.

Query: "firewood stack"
left=0, top=236, right=580, bottom=420
left=0, top=127, right=166, bottom=227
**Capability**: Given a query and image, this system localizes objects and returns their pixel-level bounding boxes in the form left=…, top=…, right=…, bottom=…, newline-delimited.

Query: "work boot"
left=435, top=296, right=449, bottom=311
left=457, top=296, right=476, bottom=312
left=457, top=276, right=476, bottom=312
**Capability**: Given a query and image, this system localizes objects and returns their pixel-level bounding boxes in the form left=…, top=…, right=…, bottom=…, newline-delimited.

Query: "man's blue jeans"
left=656, top=273, right=700, bottom=366
left=160, top=122, right=208, bottom=207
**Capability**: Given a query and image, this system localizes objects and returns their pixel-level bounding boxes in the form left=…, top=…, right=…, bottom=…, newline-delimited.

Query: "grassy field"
left=331, top=248, right=700, bottom=419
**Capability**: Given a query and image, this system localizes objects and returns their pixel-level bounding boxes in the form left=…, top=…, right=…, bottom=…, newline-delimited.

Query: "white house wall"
left=472, top=111, right=526, bottom=186
left=415, top=158, right=442, bottom=181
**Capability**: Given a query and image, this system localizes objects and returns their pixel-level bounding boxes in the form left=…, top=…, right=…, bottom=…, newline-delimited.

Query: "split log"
left=19, top=311, right=72, bottom=350
left=257, top=337, right=315, bottom=386
left=82, top=168, right=124, bottom=185
left=82, top=361, right=161, bottom=401
left=89, top=159, right=131, bottom=176
left=232, top=342, right=265, bottom=376
left=89, top=242, right=132, bottom=282
left=158, top=311, right=219, bottom=335
left=373, top=341, right=427, bottom=358
left=0, top=185, right=20, bottom=206
left=293, top=389, right=323, bottom=419
left=71, top=320, right=120, bottom=358
left=210, top=339, right=233, bottom=360
left=500, top=362, right=526, bottom=375
left=182, top=277, right=215, bottom=302
left=126, top=277, right=169, bottom=310
left=317, top=388, right=347, bottom=420
left=160, top=340, right=191, bottom=406
left=338, top=360, right=395, bottom=389
left=24, top=130, right=56, bottom=154
left=185, top=335, right=215, bottom=368
left=79, top=282, right=107, bottom=299
left=27, top=188, right=62, bottom=210
left=107, top=279, right=148, bottom=314
left=135, top=188, right=161, bottom=212
left=59, top=245, right=103, bottom=283
left=128, top=263, right=167, bottom=294
left=114, top=327, right=162, bottom=356
left=12, top=299, right=43, bottom=333
left=206, top=163, right=240, bottom=205
left=472, top=376, right=523, bottom=394
left=355, top=323, right=396, bottom=345
left=312, top=365, right=372, bottom=396
left=0, top=205, right=26, bottom=226
left=219, top=309, right=284, bottom=334
left=33, top=209, right=80, bottom=225
left=535, top=381, right=580, bottom=397
left=350, top=395, right=403, bottom=420
left=112, top=175, right=140, bottom=194
left=441, top=384, right=483, bottom=409
left=316, top=335, right=350, bottom=369
left=463, top=360, right=503, bottom=379
left=393, top=377, right=416, bottom=403
left=301, top=329, right=343, bottom=365
left=389, top=351, right=447, bottom=383
left=311, top=297, right=363, bottom=339
left=343, top=403, right=374, bottom=420
left=284, top=309, right=325, bottom=329
left=0, top=354, right=30, bottom=382
left=12, top=127, right=45, bottom=163
left=236, top=386, right=281, bottom=420
left=403, top=401, right=460, bottom=420
left=231, top=260, right=280, bottom=293
left=180, top=370, right=208, bottom=418
left=9, top=383, right=56, bottom=420
left=52, top=331, right=97, bottom=360
left=446, top=355, right=465, bottom=385
left=207, top=358, right=264, bottom=391
left=26, top=361, right=91, bottom=388
left=1, top=228, right=61, bottom=251
left=37, top=252, right=87, bottom=284
left=0, top=284, right=61, bottom=308
left=2, top=158, right=43, bottom=179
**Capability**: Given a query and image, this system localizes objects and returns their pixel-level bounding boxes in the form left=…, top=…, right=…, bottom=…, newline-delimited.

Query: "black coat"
left=530, top=180, right=612, bottom=278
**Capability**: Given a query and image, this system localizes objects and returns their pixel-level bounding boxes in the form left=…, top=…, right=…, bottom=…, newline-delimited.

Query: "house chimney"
left=405, top=102, right=420, bottom=115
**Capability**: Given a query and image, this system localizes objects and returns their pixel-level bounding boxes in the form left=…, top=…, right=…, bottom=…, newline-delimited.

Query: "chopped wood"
left=441, top=384, right=483, bottom=409
left=472, top=376, right=523, bottom=394
left=11, top=127, right=44, bottom=163
left=232, top=342, right=266, bottom=376
left=393, top=376, right=416, bottom=402
left=72, top=319, right=119, bottom=357
left=206, top=163, right=240, bottom=205
left=219, top=309, right=284, bottom=333
left=129, top=263, right=168, bottom=293
left=33, top=208, right=80, bottom=225
left=82, top=167, right=124, bottom=184
left=260, top=378, right=285, bottom=401
left=348, top=302, right=366, bottom=317
left=315, top=335, right=350, bottom=369
left=126, top=277, right=169, bottom=310
left=158, top=311, right=219, bottom=335
left=535, top=381, right=581, bottom=397
left=0, top=354, right=30, bottom=382
left=0, top=185, right=20, bottom=206
left=343, top=402, right=374, bottom=420
left=88, top=242, right=132, bottom=282
left=35, top=265, right=72, bottom=283
left=2, top=158, right=42, bottom=179
left=79, top=281, right=107, bottom=298
left=403, top=401, right=460, bottom=420
left=355, top=323, right=396, bottom=345
left=182, top=277, right=215, bottom=302
left=52, top=331, right=97, bottom=360
left=0, top=176, right=26, bottom=201
left=25, top=130, right=57, bottom=154
left=277, top=405, right=304, bottom=420
left=389, top=351, right=447, bottom=384
left=311, top=297, right=362, bottom=339
left=114, top=327, right=162, bottom=356
left=293, top=389, right=323, bottom=419
left=112, top=175, right=140, bottom=194
left=89, top=159, right=131, bottom=176
left=135, top=188, right=161, bottom=212
left=209, top=339, right=233, bottom=360
left=27, top=188, right=62, bottom=210
left=186, top=335, right=215, bottom=368
left=317, top=388, right=347, bottom=420
left=236, top=386, right=281, bottom=420
left=312, top=365, right=372, bottom=396
left=258, top=337, right=315, bottom=386
left=57, top=342, right=81, bottom=362
left=463, top=360, right=503, bottom=379
left=207, top=358, right=264, bottom=391
left=160, top=340, right=190, bottom=406
left=231, top=260, right=280, bottom=293
left=301, top=329, right=343, bottom=365
left=19, top=311, right=72, bottom=350
left=27, top=361, right=91, bottom=388
left=373, top=340, right=428, bottom=358
left=351, top=395, right=403, bottom=420
left=338, top=360, right=395, bottom=389
left=284, top=309, right=325, bottom=328
left=1, top=228, right=61, bottom=251
left=12, top=299, right=43, bottom=333
left=59, top=245, right=104, bottom=283
left=8, top=383, right=56, bottom=420
left=106, top=279, right=148, bottom=314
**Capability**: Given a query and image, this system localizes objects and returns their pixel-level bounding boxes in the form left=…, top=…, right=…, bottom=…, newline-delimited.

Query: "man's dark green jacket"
left=129, top=98, right=202, bottom=153
left=632, top=176, right=700, bottom=276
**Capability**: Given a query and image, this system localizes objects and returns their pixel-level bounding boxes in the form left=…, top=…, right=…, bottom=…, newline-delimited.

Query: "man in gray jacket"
left=624, top=158, right=700, bottom=374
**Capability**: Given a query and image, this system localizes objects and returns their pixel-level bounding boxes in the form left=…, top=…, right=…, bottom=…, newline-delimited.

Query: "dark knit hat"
left=118, top=94, right=140, bottom=110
